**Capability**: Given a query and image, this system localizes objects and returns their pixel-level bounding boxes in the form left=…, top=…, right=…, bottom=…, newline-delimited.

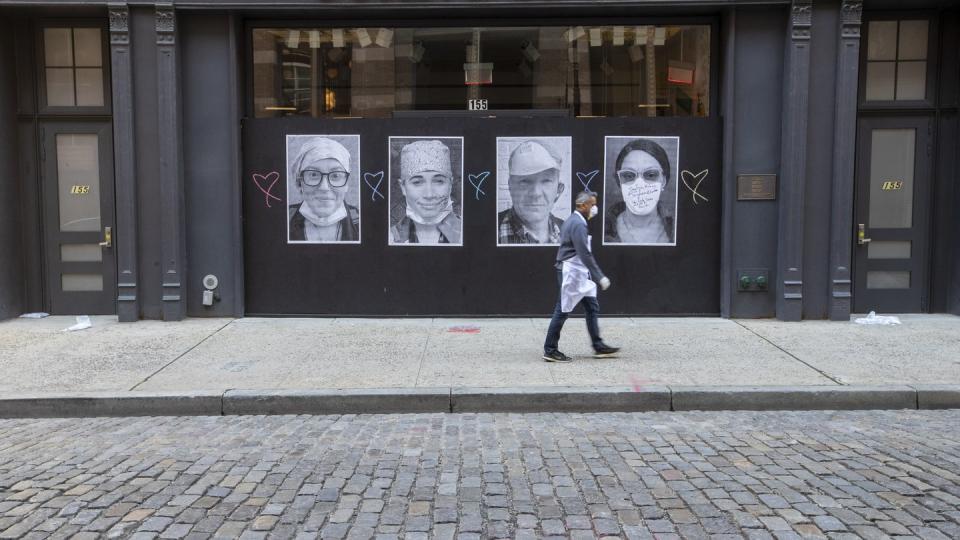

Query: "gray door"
left=853, top=116, right=932, bottom=313
left=41, top=121, right=117, bottom=315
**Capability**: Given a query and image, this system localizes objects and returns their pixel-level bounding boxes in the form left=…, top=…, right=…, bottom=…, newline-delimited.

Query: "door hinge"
left=39, top=128, right=45, bottom=162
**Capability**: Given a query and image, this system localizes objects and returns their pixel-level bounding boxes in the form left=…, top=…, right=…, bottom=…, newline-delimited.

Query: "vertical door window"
left=56, top=133, right=102, bottom=232
left=863, top=127, right=919, bottom=292
left=43, top=27, right=105, bottom=107
left=864, top=20, right=928, bottom=101
left=867, top=128, right=915, bottom=229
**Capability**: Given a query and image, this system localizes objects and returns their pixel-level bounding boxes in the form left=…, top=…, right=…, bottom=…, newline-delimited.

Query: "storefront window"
left=252, top=25, right=711, bottom=118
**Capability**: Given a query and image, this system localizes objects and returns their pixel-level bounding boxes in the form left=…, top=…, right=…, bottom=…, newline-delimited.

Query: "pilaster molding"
left=156, top=3, right=175, bottom=44
left=791, top=0, right=813, bottom=40
left=156, top=3, right=186, bottom=321
left=776, top=0, right=814, bottom=321
left=108, top=3, right=129, bottom=45
left=829, top=0, right=863, bottom=320
left=109, top=2, right=139, bottom=322
left=840, top=0, right=863, bottom=38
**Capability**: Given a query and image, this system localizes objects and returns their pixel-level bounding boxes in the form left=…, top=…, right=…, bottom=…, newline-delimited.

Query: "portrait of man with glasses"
left=602, top=136, right=679, bottom=246
left=286, top=134, right=361, bottom=244
left=388, top=137, right=464, bottom=246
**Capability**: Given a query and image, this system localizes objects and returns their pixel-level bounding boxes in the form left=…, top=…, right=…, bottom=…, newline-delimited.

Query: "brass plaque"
left=737, top=174, right=776, bottom=200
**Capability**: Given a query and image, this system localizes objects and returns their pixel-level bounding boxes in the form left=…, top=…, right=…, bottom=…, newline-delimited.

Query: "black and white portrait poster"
left=388, top=136, right=464, bottom=246
left=602, top=136, right=679, bottom=246
left=495, top=136, right=572, bottom=246
left=286, top=134, right=361, bottom=244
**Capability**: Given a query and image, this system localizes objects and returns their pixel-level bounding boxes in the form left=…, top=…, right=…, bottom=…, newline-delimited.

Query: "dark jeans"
left=543, top=269, right=603, bottom=354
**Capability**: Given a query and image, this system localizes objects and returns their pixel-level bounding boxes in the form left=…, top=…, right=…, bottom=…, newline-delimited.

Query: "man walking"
left=543, top=190, right=620, bottom=362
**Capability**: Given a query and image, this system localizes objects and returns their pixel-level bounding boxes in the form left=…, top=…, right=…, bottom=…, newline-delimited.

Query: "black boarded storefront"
left=0, top=0, right=958, bottom=322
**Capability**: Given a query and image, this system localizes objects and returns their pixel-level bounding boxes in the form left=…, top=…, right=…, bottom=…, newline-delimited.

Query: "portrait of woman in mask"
left=287, top=135, right=361, bottom=244
left=603, top=137, right=678, bottom=246
left=389, top=137, right=464, bottom=246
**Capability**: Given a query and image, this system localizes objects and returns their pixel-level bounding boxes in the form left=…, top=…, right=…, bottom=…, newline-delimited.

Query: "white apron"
left=560, top=235, right=597, bottom=313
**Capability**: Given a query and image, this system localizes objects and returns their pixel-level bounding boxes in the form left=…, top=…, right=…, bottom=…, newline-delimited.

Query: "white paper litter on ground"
left=64, top=315, right=92, bottom=332
left=19, top=312, right=50, bottom=318
left=853, top=311, right=901, bottom=325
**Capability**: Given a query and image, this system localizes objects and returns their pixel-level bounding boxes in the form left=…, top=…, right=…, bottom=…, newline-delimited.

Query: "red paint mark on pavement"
left=447, top=326, right=481, bottom=334
left=630, top=375, right=658, bottom=392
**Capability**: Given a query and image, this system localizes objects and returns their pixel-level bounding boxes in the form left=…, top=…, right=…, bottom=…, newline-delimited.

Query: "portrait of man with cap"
left=287, top=135, right=361, bottom=244
left=389, top=137, right=463, bottom=246
left=496, top=137, right=571, bottom=246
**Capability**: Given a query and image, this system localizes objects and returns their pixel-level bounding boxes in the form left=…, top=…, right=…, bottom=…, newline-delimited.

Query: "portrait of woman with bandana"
left=388, top=137, right=464, bottom=246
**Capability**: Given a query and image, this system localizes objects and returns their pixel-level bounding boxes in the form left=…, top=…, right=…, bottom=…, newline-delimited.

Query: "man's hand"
left=599, top=277, right=611, bottom=291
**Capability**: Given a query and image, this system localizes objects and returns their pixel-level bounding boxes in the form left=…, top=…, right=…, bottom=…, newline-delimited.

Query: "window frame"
left=858, top=13, right=939, bottom=111
left=243, top=16, right=719, bottom=120
left=36, top=19, right=112, bottom=116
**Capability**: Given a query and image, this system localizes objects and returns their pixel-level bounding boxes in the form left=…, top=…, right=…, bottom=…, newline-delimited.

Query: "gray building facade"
left=0, top=0, right=957, bottom=321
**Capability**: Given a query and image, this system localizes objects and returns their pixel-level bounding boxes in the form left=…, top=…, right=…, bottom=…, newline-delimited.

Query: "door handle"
left=857, top=223, right=871, bottom=246
left=99, top=226, right=112, bottom=248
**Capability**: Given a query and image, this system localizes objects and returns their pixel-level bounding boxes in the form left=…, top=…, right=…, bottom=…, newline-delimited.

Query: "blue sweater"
left=554, top=212, right=606, bottom=281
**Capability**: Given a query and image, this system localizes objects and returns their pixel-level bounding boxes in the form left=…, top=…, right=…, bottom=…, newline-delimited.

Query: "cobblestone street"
left=1, top=411, right=959, bottom=539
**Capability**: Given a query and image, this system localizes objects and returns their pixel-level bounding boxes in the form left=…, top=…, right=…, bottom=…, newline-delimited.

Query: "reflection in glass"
left=252, top=25, right=711, bottom=119
left=62, top=273, right=103, bottom=292
left=868, top=129, right=914, bottom=229
left=44, top=28, right=73, bottom=66
left=61, top=244, right=103, bottom=262
left=867, top=21, right=897, bottom=61
left=56, top=134, right=101, bottom=232
left=897, top=20, right=928, bottom=61
left=867, top=241, right=911, bottom=259
left=73, top=28, right=103, bottom=67
left=865, top=62, right=895, bottom=101
left=46, top=68, right=75, bottom=106
left=866, top=271, right=910, bottom=289
left=895, top=61, right=926, bottom=100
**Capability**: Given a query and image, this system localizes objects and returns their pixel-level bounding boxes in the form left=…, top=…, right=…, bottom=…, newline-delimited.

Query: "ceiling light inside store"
left=521, top=40, right=540, bottom=63
left=613, top=26, right=624, bottom=46
left=308, top=30, right=321, bottom=49
left=564, top=26, right=585, bottom=42
left=634, top=26, right=648, bottom=44
left=355, top=28, right=372, bottom=47
left=396, top=42, right=425, bottom=62
left=375, top=28, right=394, bottom=48
left=285, top=30, right=300, bottom=48
left=654, top=27, right=666, bottom=46
left=332, top=29, right=345, bottom=48
left=589, top=28, right=602, bottom=47
left=628, top=45, right=644, bottom=63
left=464, top=62, right=494, bottom=85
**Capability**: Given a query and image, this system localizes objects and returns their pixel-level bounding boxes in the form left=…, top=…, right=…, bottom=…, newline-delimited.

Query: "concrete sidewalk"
left=1, top=314, right=958, bottom=415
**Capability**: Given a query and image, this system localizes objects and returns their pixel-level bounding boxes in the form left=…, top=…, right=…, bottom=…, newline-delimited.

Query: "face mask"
left=406, top=198, right=453, bottom=226
left=589, top=205, right=599, bottom=219
left=622, top=181, right=662, bottom=216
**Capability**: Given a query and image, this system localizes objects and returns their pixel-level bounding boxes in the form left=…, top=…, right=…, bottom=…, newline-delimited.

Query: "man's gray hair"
left=575, top=190, right=597, bottom=206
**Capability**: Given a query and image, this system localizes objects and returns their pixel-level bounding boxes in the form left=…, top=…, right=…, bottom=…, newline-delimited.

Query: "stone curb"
left=222, top=388, right=451, bottom=415
left=909, top=384, right=960, bottom=409
left=0, top=391, right=222, bottom=418
left=451, top=386, right=671, bottom=413
left=0, top=385, right=957, bottom=418
left=671, top=385, right=918, bottom=411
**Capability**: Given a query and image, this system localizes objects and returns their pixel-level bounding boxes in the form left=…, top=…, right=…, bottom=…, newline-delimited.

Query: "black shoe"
left=594, top=343, right=620, bottom=358
left=542, top=351, right=573, bottom=363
